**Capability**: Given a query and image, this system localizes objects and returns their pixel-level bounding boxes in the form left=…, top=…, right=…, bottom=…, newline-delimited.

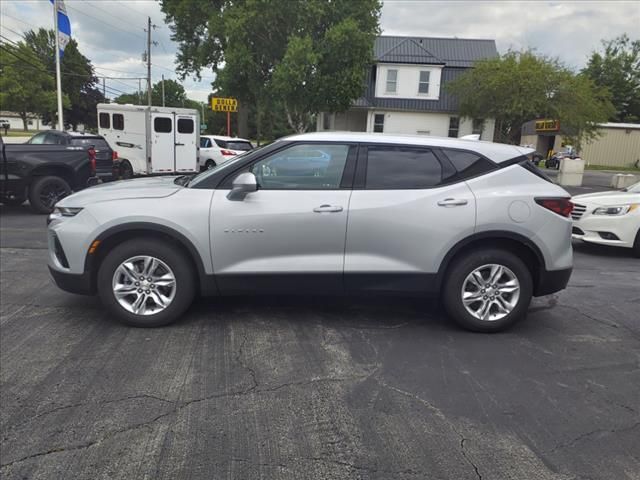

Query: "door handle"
left=313, top=204, right=343, bottom=213
left=437, top=198, right=468, bottom=207
left=175, top=142, right=185, bottom=146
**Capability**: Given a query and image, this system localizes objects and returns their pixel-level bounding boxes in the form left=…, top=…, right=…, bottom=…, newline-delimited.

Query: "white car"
left=571, top=181, right=640, bottom=256
left=199, top=135, right=253, bottom=170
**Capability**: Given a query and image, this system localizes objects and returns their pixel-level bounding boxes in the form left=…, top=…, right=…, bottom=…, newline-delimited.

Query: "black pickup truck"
left=0, top=135, right=97, bottom=214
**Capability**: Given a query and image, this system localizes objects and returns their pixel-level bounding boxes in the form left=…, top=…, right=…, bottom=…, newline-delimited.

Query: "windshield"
left=625, top=181, right=640, bottom=193
left=188, top=145, right=268, bottom=188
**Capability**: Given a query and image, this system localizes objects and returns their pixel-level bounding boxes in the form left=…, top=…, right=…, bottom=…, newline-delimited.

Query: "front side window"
left=448, top=117, right=459, bottom=138
left=366, top=146, right=442, bottom=189
left=373, top=113, right=385, bottom=133
left=154, top=117, right=172, bottom=133
left=44, top=133, right=63, bottom=144
left=99, top=113, right=110, bottom=129
left=113, top=114, right=124, bottom=131
left=27, top=132, right=47, bottom=144
left=386, top=69, right=398, bottom=93
left=418, top=71, right=430, bottom=94
left=250, top=143, right=350, bottom=190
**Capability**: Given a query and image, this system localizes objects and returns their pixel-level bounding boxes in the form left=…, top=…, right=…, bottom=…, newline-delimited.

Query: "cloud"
left=2, top=0, right=638, bottom=102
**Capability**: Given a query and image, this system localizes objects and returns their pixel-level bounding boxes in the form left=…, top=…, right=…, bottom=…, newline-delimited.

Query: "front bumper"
left=48, top=266, right=95, bottom=295
left=534, top=267, right=572, bottom=296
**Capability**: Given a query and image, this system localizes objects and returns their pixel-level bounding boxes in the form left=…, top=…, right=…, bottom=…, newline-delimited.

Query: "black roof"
left=375, top=36, right=498, bottom=67
left=352, top=36, right=498, bottom=113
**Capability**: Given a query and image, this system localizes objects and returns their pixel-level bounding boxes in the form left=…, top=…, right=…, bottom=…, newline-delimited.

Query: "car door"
left=344, top=144, right=476, bottom=294
left=210, top=142, right=356, bottom=294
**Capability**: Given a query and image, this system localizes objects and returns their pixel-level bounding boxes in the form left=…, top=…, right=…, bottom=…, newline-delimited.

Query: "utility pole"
left=161, top=74, right=165, bottom=107
left=102, top=77, right=106, bottom=99
left=146, top=16, right=152, bottom=107
left=138, top=78, right=141, bottom=105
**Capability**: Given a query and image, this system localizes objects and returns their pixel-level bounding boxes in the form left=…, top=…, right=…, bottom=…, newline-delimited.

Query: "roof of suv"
left=286, top=132, right=533, bottom=163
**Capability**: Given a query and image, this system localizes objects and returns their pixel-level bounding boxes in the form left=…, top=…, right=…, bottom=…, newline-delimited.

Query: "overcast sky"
left=1, top=0, right=638, bottom=103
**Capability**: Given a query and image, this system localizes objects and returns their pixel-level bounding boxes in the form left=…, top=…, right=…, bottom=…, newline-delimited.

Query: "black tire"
left=28, top=176, right=71, bottom=214
left=120, top=160, right=133, bottom=179
left=97, top=238, right=196, bottom=327
left=442, top=248, right=533, bottom=332
left=633, top=230, right=640, bottom=258
left=205, top=159, right=216, bottom=170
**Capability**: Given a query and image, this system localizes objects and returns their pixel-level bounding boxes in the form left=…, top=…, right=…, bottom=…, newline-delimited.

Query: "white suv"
left=199, top=135, right=253, bottom=170
left=47, top=133, right=573, bottom=332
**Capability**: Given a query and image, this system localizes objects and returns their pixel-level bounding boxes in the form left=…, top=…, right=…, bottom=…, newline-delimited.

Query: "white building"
left=0, top=111, right=52, bottom=131
left=317, top=36, right=498, bottom=141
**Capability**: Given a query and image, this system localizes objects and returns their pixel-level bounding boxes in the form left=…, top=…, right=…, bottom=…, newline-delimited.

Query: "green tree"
left=161, top=0, right=381, bottom=133
left=23, top=28, right=104, bottom=130
left=583, top=34, right=640, bottom=123
left=0, top=42, right=60, bottom=130
left=447, top=50, right=615, bottom=147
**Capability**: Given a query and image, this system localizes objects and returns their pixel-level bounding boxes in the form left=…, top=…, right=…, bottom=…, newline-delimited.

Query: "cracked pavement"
left=1, top=204, right=639, bottom=479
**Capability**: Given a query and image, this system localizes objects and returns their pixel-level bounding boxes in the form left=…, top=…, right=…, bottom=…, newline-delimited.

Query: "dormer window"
left=386, top=69, right=398, bottom=93
left=418, top=71, right=430, bottom=94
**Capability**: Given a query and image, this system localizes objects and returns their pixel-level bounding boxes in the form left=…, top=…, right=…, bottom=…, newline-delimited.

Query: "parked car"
left=27, top=130, right=117, bottom=181
left=571, top=181, right=640, bottom=256
left=47, top=132, right=573, bottom=332
left=199, top=135, right=253, bottom=170
left=0, top=135, right=97, bottom=213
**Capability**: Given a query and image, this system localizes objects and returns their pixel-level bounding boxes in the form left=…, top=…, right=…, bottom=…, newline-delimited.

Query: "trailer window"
left=177, top=118, right=194, bottom=134
left=99, top=113, right=110, bottom=129
left=154, top=117, right=172, bottom=133
left=113, top=114, right=124, bottom=131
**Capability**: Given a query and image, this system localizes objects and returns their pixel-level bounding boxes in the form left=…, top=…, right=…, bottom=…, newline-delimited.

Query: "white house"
left=317, top=36, right=498, bottom=141
left=0, top=111, right=52, bottom=131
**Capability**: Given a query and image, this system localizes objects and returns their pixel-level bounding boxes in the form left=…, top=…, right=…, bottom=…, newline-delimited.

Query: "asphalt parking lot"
left=1, top=183, right=639, bottom=479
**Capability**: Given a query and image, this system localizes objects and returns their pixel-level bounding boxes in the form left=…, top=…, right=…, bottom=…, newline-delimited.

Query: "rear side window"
left=518, top=157, right=553, bottom=182
left=442, top=149, right=496, bottom=179
left=113, top=114, right=124, bottom=130
left=366, top=146, right=442, bottom=189
left=99, top=113, right=110, bottom=129
left=177, top=118, right=194, bottom=134
left=71, top=138, right=110, bottom=150
left=154, top=117, right=172, bottom=133
left=214, top=139, right=226, bottom=148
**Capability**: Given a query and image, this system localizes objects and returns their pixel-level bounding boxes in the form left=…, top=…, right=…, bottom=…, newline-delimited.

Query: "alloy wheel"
left=112, top=255, right=176, bottom=315
left=461, top=264, right=520, bottom=321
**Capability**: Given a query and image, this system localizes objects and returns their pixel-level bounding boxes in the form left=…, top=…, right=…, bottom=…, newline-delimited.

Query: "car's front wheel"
left=97, top=238, right=195, bottom=327
left=442, top=249, right=533, bottom=332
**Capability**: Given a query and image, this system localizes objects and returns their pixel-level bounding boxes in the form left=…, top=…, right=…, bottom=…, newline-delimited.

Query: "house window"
left=418, top=71, right=430, bottom=94
left=373, top=113, right=385, bottom=133
left=386, top=69, right=398, bottom=93
left=472, top=118, right=484, bottom=135
left=448, top=117, right=459, bottom=138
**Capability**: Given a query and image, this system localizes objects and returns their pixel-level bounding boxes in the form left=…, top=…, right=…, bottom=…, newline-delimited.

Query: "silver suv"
left=47, top=133, right=573, bottom=332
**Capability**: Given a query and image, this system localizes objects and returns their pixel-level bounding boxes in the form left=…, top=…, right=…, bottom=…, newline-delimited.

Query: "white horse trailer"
left=97, top=104, right=199, bottom=176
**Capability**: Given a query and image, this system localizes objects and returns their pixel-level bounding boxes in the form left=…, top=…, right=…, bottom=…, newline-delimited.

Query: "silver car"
left=47, top=133, right=573, bottom=332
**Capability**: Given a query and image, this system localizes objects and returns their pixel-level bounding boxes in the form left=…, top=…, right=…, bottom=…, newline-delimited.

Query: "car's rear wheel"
left=205, top=159, right=216, bottom=170
left=97, top=238, right=195, bottom=327
left=442, top=249, right=533, bottom=332
left=29, top=176, right=71, bottom=214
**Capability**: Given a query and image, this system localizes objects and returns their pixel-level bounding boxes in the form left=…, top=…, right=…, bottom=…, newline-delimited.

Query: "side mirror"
left=227, top=172, right=257, bottom=201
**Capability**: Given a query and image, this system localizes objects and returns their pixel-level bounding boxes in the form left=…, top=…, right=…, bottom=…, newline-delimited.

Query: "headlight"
left=48, top=207, right=83, bottom=225
left=592, top=204, right=637, bottom=216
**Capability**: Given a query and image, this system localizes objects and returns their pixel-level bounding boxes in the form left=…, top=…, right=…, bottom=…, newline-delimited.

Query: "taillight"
left=535, top=198, right=573, bottom=217
left=112, top=150, right=118, bottom=160
left=220, top=149, right=236, bottom=156
left=87, top=147, right=97, bottom=174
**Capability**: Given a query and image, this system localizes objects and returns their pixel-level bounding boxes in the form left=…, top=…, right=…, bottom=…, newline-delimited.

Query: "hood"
left=572, top=190, right=640, bottom=206
left=58, top=176, right=183, bottom=207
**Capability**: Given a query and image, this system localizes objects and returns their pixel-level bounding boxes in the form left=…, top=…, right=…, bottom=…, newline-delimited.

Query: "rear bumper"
left=48, top=266, right=95, bottom=295
left=534, top=267, right=572, bottom=296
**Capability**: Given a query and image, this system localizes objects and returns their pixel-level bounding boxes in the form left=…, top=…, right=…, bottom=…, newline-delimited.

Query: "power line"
left=81, top=1, right=146, bottom=33
left=65, top=4, right=145, bottom=41
left=95, top=65, right=147, bottom=76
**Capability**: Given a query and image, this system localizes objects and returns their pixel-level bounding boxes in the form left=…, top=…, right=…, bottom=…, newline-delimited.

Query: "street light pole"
left=146, top=16, right=152, bottom=107
left=53, top=0, right=64, bottom=130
